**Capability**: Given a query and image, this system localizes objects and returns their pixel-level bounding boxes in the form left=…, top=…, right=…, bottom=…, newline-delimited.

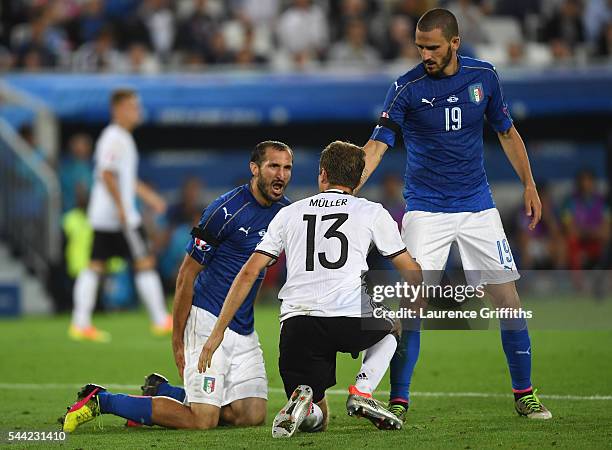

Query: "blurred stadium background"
left=0, top=0, right=610, bottom=318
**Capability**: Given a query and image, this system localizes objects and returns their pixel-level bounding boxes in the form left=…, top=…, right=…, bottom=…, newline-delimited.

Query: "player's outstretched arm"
left=136, top=180, right=167, bottom=215
left=497, top=125, right=542, bottom=230
left=198, top=252, right=272, bottom=373
left=354, top=139, right=389, bottom=194
left=390, top=251, right=423, bottom=287
left=173, top=255, right=204, bottom=378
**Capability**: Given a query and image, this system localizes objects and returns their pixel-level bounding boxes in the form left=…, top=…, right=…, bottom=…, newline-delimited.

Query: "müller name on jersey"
left=309, top=197, right=349, bottom=207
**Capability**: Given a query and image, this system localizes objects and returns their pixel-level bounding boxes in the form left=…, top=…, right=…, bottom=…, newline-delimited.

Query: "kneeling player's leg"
left=98, top=390, right=220, bottom=429
left=221, top=398, right=266, bottom=426
left=219, top=329, right=268, bottom=426
left=276, top=317, right=331, bottom=435
left=355, top=334, right=397, bottom=395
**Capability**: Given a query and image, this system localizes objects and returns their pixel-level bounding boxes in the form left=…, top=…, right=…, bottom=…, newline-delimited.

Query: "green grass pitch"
left=1, top=305, right=611, bottom=449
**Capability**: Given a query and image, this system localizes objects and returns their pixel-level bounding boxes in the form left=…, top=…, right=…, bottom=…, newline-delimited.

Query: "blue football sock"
left=500, top=318, right=532, bottom=392
left=98, top=392, right=153, bottom=426
left=155, top=382, right=186, bottom=403
left=390, top=322, right=421, bottom=403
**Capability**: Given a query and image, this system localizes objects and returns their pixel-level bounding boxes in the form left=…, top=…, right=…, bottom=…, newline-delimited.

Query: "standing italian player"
left=357, top=8, right=551, bottom=421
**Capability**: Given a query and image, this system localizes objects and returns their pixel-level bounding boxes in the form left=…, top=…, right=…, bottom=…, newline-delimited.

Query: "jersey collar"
left=323, top=189, right=351, bottom=195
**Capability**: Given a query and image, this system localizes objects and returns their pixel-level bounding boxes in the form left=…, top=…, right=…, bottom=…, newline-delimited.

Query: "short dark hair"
left=250, top=140, right=293, bottom=166
left=417, top=8, right=459, bottom=42
left=319, top=141, right=365, bottom=190
left=110, top=88, right=137, bottom=108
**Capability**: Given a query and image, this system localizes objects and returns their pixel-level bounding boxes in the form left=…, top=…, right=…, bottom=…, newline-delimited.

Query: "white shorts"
left=401, top=208, right=520, bottom=285
left=183, top=306, right=268, bottom=407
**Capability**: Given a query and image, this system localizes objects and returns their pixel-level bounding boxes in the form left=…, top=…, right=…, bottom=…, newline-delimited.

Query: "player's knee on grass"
left=224, top=398, right=266, bottom=426
left=189, top=403, right=221, bottom=430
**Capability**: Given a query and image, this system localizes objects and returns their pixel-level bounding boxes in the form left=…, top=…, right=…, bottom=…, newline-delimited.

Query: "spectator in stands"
left=60, top=133, right=94, bottom=212
left=175, top=0, right=217, bottom=58
left=446, top=0, right=490, bottom=48
left=562, top=170, right=610, bottom=270
left=67, top=0, right=106, bottom=47
left=230, top=0, right=280, bottom=28
left=204, top=30, right=235, bottom=64
left=583, top=0, right=612, bottom=44
left=328, top=19, right=381, bottom=68
left=380, top=15, right=416, bottom=61
left=234, top=23, right=269, bottom=67
left=330, top=0, right=374, bottom=42
left=541, top=0, right=585, bottom=61
left=393, top=0, right=434, bottom=25
left=138, top=0, right=175, bottom=63
left=12, top=7, right=67, bottom=69
left=73, top=26, right=122, bottom=72
left=121, top=42, right=160, bottom=74
left=595, top=21, right=612, bottom=59
left=18, top=124, right=46, bottom=163
left=516, top=184, right=565, bottom=269
left=276, top=0, right=329, bottom=69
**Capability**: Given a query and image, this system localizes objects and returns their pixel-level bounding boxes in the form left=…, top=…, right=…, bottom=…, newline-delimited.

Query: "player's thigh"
left=90, top=230, right=122, bottom=262
left=183, top=307, right=231, bottom=408
left=456, top=208, right=520, bottom=285
left=401, top=211, right=456, bottom=277
left=279, top=316, right=335, bottom=404
left=223, top=330, right=268, bottom=411
left=332, top=317, right=394, bottom=355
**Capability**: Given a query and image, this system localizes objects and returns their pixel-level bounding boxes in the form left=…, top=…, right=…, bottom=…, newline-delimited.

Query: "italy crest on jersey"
left=469, top=83, right=484, bottom=105
left=203, top=376, right=216, bottom=394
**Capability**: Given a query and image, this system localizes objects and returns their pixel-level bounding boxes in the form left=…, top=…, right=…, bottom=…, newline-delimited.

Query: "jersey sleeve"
left=370, top=80, right=408, bottom=148
left=372, top=206, right=407, bottom=258
left=254, top=208, right=285, bottom=260
left=96, top=134, right=124, bottom=172
left=185, top=196, right=233, bottom=266
left=485, top=69, right=513, bottom=133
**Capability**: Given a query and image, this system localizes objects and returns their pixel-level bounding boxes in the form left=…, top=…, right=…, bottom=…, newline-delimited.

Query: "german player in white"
left=69, top=89, right=171, bottom=342
left=199, top=141, right=422, bottom=437
left=357, top=8, right=551, bottom=421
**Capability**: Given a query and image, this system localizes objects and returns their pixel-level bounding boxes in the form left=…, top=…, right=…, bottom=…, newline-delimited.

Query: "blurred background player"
left=61, top=140, right=293, bottom=432
left=357, top=8, right=552, bottom=421
left=69, top=88, right=170, bottom=342
left=199, top=141, right=422, bottom=437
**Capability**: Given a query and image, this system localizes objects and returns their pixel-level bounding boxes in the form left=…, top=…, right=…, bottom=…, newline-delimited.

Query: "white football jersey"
left=88, top=124, right=141, bottom=231
left=255, top=189, right=406, bottom=321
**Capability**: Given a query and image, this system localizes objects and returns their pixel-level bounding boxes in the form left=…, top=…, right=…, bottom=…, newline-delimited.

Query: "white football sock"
left=355, top=334, right=398, bottom=394
left=299, top=403, right=324, bottom=432
left=72, top=268, right=100, bottom=328
left=135, top=269, right=168, bottom=325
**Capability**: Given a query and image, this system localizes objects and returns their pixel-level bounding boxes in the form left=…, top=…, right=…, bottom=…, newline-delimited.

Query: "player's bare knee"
left=191, top=412, right=219, bottom=430
left=232, top=401, right=266, bottom=426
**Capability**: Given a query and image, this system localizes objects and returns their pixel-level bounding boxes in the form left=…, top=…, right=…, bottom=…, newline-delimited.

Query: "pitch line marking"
left=0, top=383, right=611, bottom=401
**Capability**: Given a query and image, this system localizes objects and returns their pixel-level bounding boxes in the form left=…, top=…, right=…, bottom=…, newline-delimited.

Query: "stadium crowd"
left=1, top=0, right=611, bottom=73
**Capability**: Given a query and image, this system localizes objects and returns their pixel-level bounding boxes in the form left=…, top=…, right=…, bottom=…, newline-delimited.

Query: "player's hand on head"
left=198, top=331, right=223, bottom=373
left=524, top=185, right=542, bottom=230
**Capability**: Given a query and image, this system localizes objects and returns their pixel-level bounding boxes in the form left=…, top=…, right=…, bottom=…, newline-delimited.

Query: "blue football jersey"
left=186, top=184, right=290, bottom=335
left=371, top=56, right=513, bottom=213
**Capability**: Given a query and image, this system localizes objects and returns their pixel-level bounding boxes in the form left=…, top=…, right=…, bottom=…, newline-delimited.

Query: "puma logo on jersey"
left=238, top=227, right=251, bottom=236
left=394, top=81, right=402, bottom=91
left=515, top=347, right=531, bottom=355
left=223, top=207, right=232, bottom=220
left=421, top=97, right=435, bottom=107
